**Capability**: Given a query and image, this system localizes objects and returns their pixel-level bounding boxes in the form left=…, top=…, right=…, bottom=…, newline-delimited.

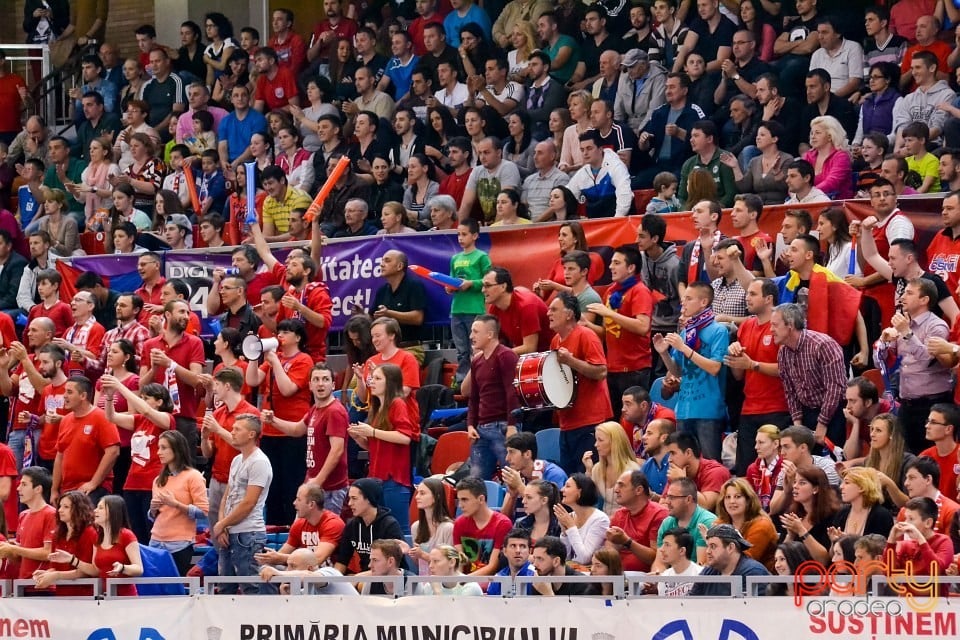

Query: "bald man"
left=372, top=250, right=428, bottom=348
left=260, top=548, right=358, bottom=595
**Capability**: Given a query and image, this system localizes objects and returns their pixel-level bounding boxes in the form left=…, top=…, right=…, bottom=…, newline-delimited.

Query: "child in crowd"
left=646, top=171, right=680, bottom=214
left=161, top=144, right=193, bottom=212
left=197, top=150, right=227, bottom=216
left=185, top=111, right=217, bottom=157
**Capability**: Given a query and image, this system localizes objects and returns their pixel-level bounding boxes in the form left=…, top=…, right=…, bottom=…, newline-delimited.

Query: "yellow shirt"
left=262, top=186, right=312, bottom=233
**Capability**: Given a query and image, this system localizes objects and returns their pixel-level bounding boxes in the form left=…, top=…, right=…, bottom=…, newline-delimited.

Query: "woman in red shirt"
left=348, top=364, right=417, bottom=534
left=533, top=221, right=605, bottom=299
left=102, top=378, right=176, bottom=543
left=34, top=490, right=98, bottom=595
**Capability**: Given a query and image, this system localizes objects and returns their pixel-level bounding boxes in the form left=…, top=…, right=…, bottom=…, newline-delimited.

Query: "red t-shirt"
left=27, top=301, right=73, bottom=337
left=62, top=321, right=106, bottom=377
left=255, top=66, right=299, bottom=112
left=897, top=492, right=959, bottom=534
left=141, top=332, right=206, bottom=420
left=10, top=356, right=42, bottom=432
left=277, top=281, right=334, bottom=362
left=694, top=457, right=732, bottom=495
left=259, top=351, right=314, bottom=431
left=135, top=277, right=166, bottom=324
left=603, top=282, right=653, bottom=372
left=0, top=444, right=17, bottom=536
left=551, top=326, right=613, bottom=430
left=288, top=512, right=346, bottom=550
left=920, top=443, right=960, bottom=502
left=736, top=317, right=788, bottom=415
left=452, top=511, right=513, bottom=573
left=0, top=74, right=26, bottom=133
left=50, top=525, right=98, bottom=596
left=621, top=404, right=676, bottom=455
left=94, top=528, right=138, bottom=597
left=212, top=360, right=252, bottom=400
left=310, top=19, right=358, bottom=63
left=209, top=400, right=260, bottom=483
left=268, top=32, right=307, bottom=75
left=304, top=401, right=350, bottom=491
left=545, top=254, right=605, bottom=288
left=928, top=228, right=960, bottom=304
left=15, top=505, right=57, bottom=579
left=489, top=288, right=554, bottom=353
left=737, top=231, right=773, bottom=273
left=610, top=501, right=668, bottom=572
left=408, top=16, right=444, bottom=56
left=56, top=407, right=121, bottom=493
left=439, top=168, right=472, bottom=207
left=367, top=399, right=418, bottom=486
left=38, top=381, right=67, bottom=461
left=125, top=413, right=176, bottom=491
left=362, top=349, right=422, bottom=425
left=0, top=313, right=16, bottom=347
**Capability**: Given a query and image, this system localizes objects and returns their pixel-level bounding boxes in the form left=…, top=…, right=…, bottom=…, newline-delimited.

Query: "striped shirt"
left=777, top=330, right=846, bottom=426
left=90, top=319, right=151, bottom=376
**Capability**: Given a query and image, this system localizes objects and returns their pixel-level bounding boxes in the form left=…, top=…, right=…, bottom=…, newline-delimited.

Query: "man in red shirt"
left=202, top=367, right=260, bottom=533
left=267, top=9, right=307, bottom=77
left=140, top=300, right=206, bottom=457
left=664, top=431, right=731, bottom=511
left=253, top=47, right=300, bottom=114
left=51, top=376, right=121, bottom=504
left=927, top=191, right=960, bottom=303
left=438, top=138, right=473, bottom=207
left=27, top=270, right=72, bottom=337
left=483, top=266, right=553, bottom=354
left=0, top=319, right=54, bottom=470
left=548, top=292, right=613, bottom=474
left=147, top=279, right=202, bottom=338
left=255, top=483, right=345, bottom=575
left=620, top=385, right=676, bottom=457
left=918, top=404, right=960, bottom=501
left=135, top=252, right=166, bottom=324
left=306, top=0, right=358, bottom=74
left=725, top=278, right=790, bottom=476
left=730, top=194, right=773, bottom=275
left=264, top=364, right=349, bottom=514
left=585, top=245, right=653, bottom=418
left=57, top=291, right=106, bottom=377
left=0, top=467, right=55, bottom=582
left=246, top=318, right=314, bottom=525
left=0, top=50, right=28, bottom=145
left=34, top=344, right=68, bottom=468
left=207, top=245, right=279, bottom=318
left=605, top=469, right=668, bottom=572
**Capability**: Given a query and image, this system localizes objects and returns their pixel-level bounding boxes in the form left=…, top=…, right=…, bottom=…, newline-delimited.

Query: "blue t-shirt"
left=641, top=453, right=671, bottom=496
left=444, top=6, right=492, bottom=48
left=385, top=55, right=420, bottom=100
left=670, top=320, right=729, bottom=420
left=18, top=184, right=39, bottom=227
left=487, top=562, right=534, bottom=596
left=218, top=108, right=268, bottom=162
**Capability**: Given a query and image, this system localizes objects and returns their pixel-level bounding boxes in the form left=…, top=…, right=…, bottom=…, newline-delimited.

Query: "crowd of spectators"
left=0, top=0, right=957, bottom=599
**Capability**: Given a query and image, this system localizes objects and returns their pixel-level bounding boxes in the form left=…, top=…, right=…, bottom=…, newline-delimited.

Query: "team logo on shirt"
left=83, top=424, right=93, bottom=435
left=274, top=88, right=285, bottom=99
left=929, top=253, right=960, bottom=278
left=762, top=335, right=772, bottom=346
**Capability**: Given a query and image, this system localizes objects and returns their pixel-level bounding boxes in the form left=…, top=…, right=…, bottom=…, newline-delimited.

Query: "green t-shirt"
left=656, top=506, right=718, bottom=561
left=450, top=248, right=492, bottom=315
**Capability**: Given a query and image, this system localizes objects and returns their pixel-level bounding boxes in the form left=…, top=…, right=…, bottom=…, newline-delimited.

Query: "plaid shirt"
left=89, top=320, right=151, bottom=376
left=777, top=329, right=846, bottom=425
left=711, top=277, right=747, bottom=319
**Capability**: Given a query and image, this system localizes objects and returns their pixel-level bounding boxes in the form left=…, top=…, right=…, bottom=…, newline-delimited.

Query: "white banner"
left=0, top=596, right=956, bottom=640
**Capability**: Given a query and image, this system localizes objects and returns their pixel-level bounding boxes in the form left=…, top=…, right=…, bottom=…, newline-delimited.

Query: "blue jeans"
left=382, top=479, right=412, bottom=535
left=678, top=419, right=725, bottom=462
left=450, top=314, right=476, bottom=383
left=559, top=425, right=597, bottom=475
left=8, top=429, right=38, bottom=471
left=468, top=421, right=508, bottom=480
left=325, top=487, right=348, bottom=515
left=219, top=530, right=267, bottom=595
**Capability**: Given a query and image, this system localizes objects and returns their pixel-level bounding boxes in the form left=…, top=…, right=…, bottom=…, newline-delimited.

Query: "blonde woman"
left=583, top=421, right=639, bottom=516
left=36, top=187, right=80, bottom=256
left=378, top=201, right=416, bottom=235
left=744, top=425, right=781, bottom=512
left=714, top=478, right=778, bottom=571
left=507, top=23, right=538, bottom=81
left=802, top=115, right=852, bottom=199
left=558, top=90, right=593, bottom=173
left=416, top=545, right=483, bottom=596
left=829, top=467, right=894, bottom=540
left=69, top=138, right=120, bottom=229
left=844, top=413, right=915, bottom=488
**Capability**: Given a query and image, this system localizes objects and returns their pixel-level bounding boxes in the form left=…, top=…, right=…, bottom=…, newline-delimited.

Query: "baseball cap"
left=621, top=49, right=649, bottom=68
left=706, top=524, right=753, bottom=550
left=166, top=214, right=193, bottom=234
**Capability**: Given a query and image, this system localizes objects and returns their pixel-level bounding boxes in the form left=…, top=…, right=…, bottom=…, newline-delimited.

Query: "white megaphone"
left=242, top=335, right=279, bottom=360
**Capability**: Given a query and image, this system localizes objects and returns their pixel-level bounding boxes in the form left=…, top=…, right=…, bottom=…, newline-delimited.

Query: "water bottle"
left=223, top=267, right=240, bottom=276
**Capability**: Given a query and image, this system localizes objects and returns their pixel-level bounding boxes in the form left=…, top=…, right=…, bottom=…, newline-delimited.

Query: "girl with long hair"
left=503, top=111, right=535, bottom=177
left=830, top=467, right=894, bottom=539
left=817, top=207, right=858, bottom=278
left=534, top=220, right=605, bottom=297
left=548, top=108, right=573, bottom=155
left=859, top=413, right=915, bottom=491
left=150, top=430, right=209, bottom=575
left=536, top=185, right=580, bottom=223
left=348, top=364, right=417, bottom=534
left=516, top=479, right=562, bottom=543
left=151, top=189, right=185, bottom=234
left=202, top=12, right=237, bottom=88
left=403, top=154, right=439, bottom=228
left=418, top=545, right=483, bottom=595
left=714, top=478, right=778, bottom=571
left=407, top=478, right=454, bottom=575
left=780, top=465, right=841, bottom=564
left=739, top=0, right=775, bottom=62
left=102, top=378, right=176, bottom=544
left=490, top=188, right=530, bottom=227
left=745, top=425, right=782, bottom=512
left=226, top=161, right=267, bottom=243
left=93, top=339, right=140, bottom=493
left=555, top=473, right=610, bottom=565
left=684, top=167, right=718, bottom=210
left=768, top=541, right=816, bottom=597
left=33, top=491, right=97, bottom=595
left=588, top=547, right=624, bottom=596
left=104, top=183, right=151, bottom=252
left=583, top=421, right=640, bottom=517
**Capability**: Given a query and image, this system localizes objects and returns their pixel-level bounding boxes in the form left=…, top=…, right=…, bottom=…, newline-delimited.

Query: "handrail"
left=105, top=576, right=202, bottom=598
left=625, top=573, right=743, bottom=597
left=12, top=577, right=101, bottom=597
left=401, top=574, right=515, bottom=596
left=870, top=574, right=960, bottom=596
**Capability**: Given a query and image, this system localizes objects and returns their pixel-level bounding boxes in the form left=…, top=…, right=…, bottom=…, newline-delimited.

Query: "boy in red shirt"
left=0, top=467, right=56, bottom=582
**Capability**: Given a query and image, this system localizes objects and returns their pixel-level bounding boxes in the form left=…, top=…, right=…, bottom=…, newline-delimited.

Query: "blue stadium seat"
left=484, top=480, right=505, bottom=509
left=650, top=377, right=678, bottom=410
left=535, top=428, right=561, bottom=465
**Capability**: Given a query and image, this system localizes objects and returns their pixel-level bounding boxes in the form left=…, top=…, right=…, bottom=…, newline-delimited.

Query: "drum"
left=513, top=351, right=576, bottom=409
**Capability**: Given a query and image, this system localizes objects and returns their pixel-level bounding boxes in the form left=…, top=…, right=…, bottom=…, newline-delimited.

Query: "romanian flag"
left=55, top=255, right=144, bottom=302
left=776, top=265, right=862, bottom=345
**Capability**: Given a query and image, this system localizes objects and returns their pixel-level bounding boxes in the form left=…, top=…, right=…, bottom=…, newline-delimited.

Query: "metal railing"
left=0, top=44, right=53, bottom=127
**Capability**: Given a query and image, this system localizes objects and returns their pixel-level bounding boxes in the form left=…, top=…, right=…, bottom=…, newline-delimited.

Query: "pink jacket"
left=803, top=147, right=853, bottom=200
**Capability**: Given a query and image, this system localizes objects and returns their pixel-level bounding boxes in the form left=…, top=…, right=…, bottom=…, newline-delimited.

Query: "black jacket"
left=335, top=507, right=404, bottom=572
left=0, top=252, right=28, bottom=312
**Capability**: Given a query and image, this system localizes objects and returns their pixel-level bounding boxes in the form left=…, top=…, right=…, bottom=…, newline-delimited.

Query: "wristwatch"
left=952, top=345, right=960, bottom=356
left=732, top=73, right=741, bottom=81
left=621, top=538, right=633, bottom=551
left=751, top=361, right=760, bottom=372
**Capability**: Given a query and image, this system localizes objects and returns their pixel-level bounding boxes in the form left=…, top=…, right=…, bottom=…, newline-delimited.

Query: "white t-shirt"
left=224, top=448, right=273, bottom=533
left=658, top=562, right=703, bottom=597
left=308, top=567, right=360, bottom=596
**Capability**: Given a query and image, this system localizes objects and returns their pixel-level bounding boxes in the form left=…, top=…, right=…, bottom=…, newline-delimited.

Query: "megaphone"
left=242, top=335, right=279, bottom=360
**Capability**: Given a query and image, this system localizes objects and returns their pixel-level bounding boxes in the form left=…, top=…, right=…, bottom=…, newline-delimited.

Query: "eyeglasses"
left=926, top=419, right=949, bottom=426
left=480, top=282, right=501, bottom=289
left=662, top=494, right=688, bottom=500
